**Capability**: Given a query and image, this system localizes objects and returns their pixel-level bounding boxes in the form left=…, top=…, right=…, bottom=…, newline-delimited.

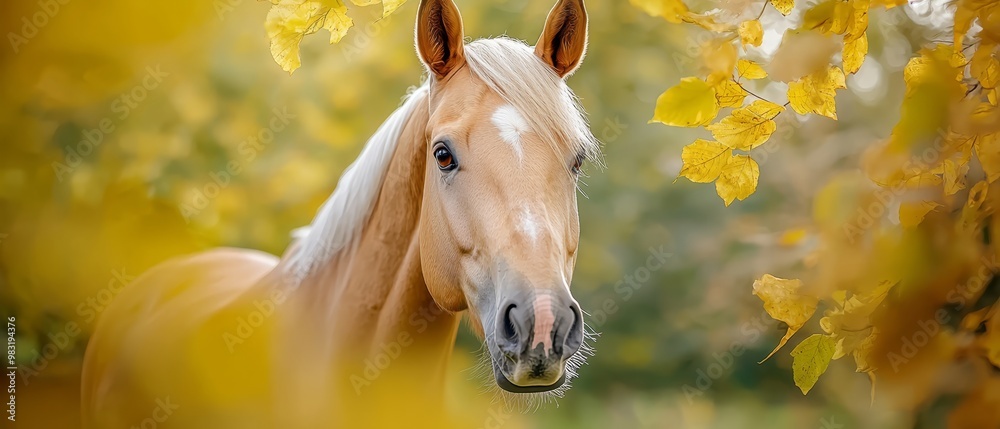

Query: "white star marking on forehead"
left=490, top=104, right=529, bottom=162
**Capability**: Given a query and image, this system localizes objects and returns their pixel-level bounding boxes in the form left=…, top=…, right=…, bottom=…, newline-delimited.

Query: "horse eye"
left=571, top=152, right=586, bottom=174
left=434, top=146, right=456, bottom=171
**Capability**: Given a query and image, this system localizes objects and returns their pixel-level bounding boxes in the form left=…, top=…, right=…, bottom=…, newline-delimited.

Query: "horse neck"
left=279, top=89, right=461, bottom=392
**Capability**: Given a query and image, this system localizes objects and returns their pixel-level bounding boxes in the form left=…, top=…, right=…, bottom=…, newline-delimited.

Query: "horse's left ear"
left=534, top=0, right=588, bottom=78
left=416, top=0, right=466, bottom=80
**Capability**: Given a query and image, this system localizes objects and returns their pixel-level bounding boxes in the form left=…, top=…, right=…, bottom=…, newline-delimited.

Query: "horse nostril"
left=564, top=303, right=584, bottom=357
left=502, top=303, right=518, bottom=343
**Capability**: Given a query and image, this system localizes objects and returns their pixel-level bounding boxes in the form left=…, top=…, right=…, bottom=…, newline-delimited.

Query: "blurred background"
left=0, top=0, right=968, bottom=427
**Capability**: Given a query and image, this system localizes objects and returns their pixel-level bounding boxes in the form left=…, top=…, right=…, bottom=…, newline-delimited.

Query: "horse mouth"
left=492, top=360, right=567, bottom=393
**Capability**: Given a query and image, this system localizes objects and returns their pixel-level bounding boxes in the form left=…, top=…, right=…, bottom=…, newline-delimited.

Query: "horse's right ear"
left=415, top=0, right=465, bottom=80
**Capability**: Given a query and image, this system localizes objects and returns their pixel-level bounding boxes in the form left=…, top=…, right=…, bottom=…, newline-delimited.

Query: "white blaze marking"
left=532, top=293, right=555, bottom=354
left=518, top=206, right=540, bottom=244
left=490, top=104, right=529, bottom=162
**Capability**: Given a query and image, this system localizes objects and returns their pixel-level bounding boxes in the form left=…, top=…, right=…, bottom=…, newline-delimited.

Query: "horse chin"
left=492, top=362, right=567, bottom=393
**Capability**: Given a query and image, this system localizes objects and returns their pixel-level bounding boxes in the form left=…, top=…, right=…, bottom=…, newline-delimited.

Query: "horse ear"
left=415, top=0, right=466, bottom=80
left=534, top=0, right=588, bottom=78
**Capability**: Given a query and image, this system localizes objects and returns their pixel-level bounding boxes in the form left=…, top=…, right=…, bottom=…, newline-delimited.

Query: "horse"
left=81, top=0, right=599, bottom=426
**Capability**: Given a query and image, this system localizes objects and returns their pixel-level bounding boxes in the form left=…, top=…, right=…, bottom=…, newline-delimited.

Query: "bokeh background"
left=0, top=0, right=966, bottom=427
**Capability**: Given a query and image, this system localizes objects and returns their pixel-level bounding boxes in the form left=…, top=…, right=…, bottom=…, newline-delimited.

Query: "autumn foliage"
left=635, top=0, right=1000, bottom=424
left=264, top=0, right=406, bottom=74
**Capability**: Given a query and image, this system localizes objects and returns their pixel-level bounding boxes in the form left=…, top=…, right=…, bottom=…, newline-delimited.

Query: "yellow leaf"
left=379, top=0, right=406, bottom=17
left=790, top=334, right=835, bottom=394
left=820, top=282, right=890, bottom=360
left=746, top=99, right=785, bottom=120
left=706, top=100, right=784, bottom=150
left=899, top=201, right=941, bottom=227
left=891, top=49, right=966, bottom=149
left=960, top=306, right=992, bottom=332
left=905, top=45, right=967, bottom=86
left=787, top=67, right=846, bottom=119
left=682, top=11, right=733, bottom=32
left=703, top=40, right=738, bottom=84
left=976, top=133, right=1000, bottom=182
left=872, top=0, right=906, bottom=8
left=954, top=1, right=977, bottom=47
left=715, top=80, right=748, bottom=107
left=803, top=0, right=852, bottom=35
left=265, top=0, right=354, bottom=74
left=716, top=155, right=760, bottom=205
left=770, top=0, right=794, bottom=15
left=853, top=331, right=878, bottom=406
left=971, top=43, right=1000, bottom=89
left=736, top=59, right=768, bottom=80
left=968, top=180, right=990, bottom=210
left=948, top=132, right=977, bottom=162
left=678, top=139, right=731, bottom=183
left=943, top=159, right=970, bottom=195
left=738, top=20, right=764, bottom=47
left=754, top=275, right=818, bottom=362
left=844, top=1, right=869, bottom=41
left=650, top=77, right=720, bottom=127
left=843, top=32, right=868, bottom=74
left=852, top=330, right=877, bottom=373
left=831, top=290, right=847, bottom=306
left=322, top=1, right=353, bottom=43
left=630, top=0, right=689, bottom=23
left=961, top=180, right=991, bottom=233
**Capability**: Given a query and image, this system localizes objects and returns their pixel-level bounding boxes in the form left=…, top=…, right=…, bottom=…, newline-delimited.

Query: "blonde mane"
left=287, top=37, right=599, bottom=284
left=463, top=37, right=601, bottom=166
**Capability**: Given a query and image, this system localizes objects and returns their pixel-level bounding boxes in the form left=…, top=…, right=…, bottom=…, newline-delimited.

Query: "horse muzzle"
left=491, top=289, right=583, bottom=393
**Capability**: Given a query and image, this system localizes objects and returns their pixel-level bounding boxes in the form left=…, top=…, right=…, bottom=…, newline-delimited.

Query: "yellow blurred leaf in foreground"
left=754, top=275, right=818, bottom=362
left=975, top=134, right=1000, bottom=183
left=787, top=66, right=846, bottom=119
left=738, top=20, right=764, bottom=47
left=899, top=201, right=941, bottom=227
left=629, top=0, right=690, bottom=23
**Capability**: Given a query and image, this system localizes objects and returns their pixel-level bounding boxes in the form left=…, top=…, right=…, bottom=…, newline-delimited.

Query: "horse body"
left=80, top=249, right=281, bottom=427
left=82, top=1, right=596, bottom=427
left=83, top=87, right=456, bottom=428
